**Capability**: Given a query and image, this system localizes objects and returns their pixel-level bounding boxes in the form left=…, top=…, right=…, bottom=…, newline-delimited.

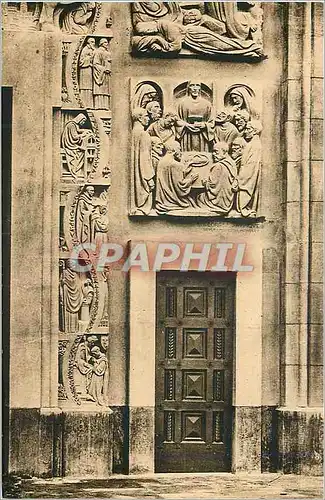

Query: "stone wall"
left=2, top=1, right=323, bottom=477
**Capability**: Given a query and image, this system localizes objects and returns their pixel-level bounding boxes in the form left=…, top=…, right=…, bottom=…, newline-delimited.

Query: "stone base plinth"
left=9, top=408, right=114, bottom=478
left=277, top=407, right=323, bottom=475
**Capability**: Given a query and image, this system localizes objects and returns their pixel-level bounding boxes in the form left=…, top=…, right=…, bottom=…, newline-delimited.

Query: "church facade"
left=2, top=1, right=323, bottom=477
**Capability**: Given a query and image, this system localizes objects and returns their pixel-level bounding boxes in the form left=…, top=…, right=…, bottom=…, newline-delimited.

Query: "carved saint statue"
left=155, top=141, right=198, bottom=215
left=93, top=38, right=112, bottom=110
left=236, top=120, right=262, bottom=217
left=176, top=81, right=214, bottom=152
left=87, top=346, right=109, bottom=406
left=79, top=37, right=96, bottom=108
left=61, top=114, right=95, bottom=180
left=74, top=335, right=110, bottom=406
left=145, top=100, right=162, bottom=126
left=59, top=260, right=91, bottom=333
left=131, top=2, right=184, bottom=53
left=196, top=142, right=237, bottom=215
left=132, top=107, right=155, bottom=215
left=75, top=185, right=95, bottom=243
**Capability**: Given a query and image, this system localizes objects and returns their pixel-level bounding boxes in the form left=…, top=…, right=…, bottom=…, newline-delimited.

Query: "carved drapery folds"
left=2, top=2, right=99, bottom=33
left=56, top=3, right=112, bottom=409
left=130, top=80, right=263, bottom=218
left=131, top=2, right=265, bottom=61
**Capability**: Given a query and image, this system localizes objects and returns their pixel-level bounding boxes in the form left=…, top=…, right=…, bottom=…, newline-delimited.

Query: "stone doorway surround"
left=128, top=237, right=263, bottom=474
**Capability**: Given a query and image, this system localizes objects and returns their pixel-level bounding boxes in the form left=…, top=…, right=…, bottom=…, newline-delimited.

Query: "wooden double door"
left=155, top=271, right=235, bottom=472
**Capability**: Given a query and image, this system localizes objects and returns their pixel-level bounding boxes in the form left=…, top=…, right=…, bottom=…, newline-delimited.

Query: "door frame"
left=128, top=239, right=263, bottom=474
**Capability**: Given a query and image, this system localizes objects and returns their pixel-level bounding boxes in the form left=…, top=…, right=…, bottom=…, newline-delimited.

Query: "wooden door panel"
left=155, top=271, right=235, bottom=472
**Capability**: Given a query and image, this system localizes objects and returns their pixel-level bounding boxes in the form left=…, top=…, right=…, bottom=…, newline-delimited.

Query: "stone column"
left=278, top=2, right=323, bottom=474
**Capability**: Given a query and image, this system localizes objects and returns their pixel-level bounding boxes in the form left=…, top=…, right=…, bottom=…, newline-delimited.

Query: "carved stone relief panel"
left=62, top=35, right=113, bottom=111
left=130, top=79, right=263, bottom=219
left=2, top=2, right=103, bottom=33
left=59, top=109, right=111, bottom=184
left=58, top=332, right=110, bottom=408
left=131, top=2, right=265, bottom=61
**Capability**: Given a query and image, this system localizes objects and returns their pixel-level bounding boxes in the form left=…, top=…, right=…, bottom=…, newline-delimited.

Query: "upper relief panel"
left=1, top=2, right=110, bottom=33
left=131, top=1, right=266, bottom=61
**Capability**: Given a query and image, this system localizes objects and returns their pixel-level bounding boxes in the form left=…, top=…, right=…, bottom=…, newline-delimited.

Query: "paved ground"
left=3, top=473, right=323, bottom=499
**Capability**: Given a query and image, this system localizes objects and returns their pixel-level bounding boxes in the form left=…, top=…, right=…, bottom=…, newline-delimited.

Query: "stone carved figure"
left=87, top=346, right=109, bottom=406
left=132, top=107, right=156, bottom=215
left=155, top=141, right=198, bottom=215
left=79, top=37, right=96, bottom=108
left=196, top=142, right=238, bottom=214
left=131, top=2, right=184, bottom=53
left=176, top=81, right=214, bottom=152
left=131, top=2, right=265, bottom=60
left=236, top=119, right=262, bottom=217
left=75, top=186, right=109, bottom=244
left=74, top=335, right=109, bottom=406
left=59, top=260, right=94, bottom=333
left=130, top=80, right=262, bottom=218
left=224, top=85, right=259, bottom=119
left=92, top=38, right=112, bottom=110
left=214, top=109, right=239, bottom=146
left=131, top=82, right=162, bottom=110
left=147, top=111, right=177, bottom=145
left=33, top=2, right=96, bottom=33
left=61, top=114, right=95, bottom=180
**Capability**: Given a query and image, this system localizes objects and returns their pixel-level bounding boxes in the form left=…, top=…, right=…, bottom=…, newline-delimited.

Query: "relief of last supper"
left=130, top=80, right=262, bottom=218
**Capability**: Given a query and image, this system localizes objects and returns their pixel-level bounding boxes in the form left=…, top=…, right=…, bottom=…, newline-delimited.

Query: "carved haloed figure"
left=177, top=81, right=214, bottom=152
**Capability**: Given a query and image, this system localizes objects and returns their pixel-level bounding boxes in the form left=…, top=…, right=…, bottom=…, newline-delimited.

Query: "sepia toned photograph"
left=1, top=1, right=323, bottom=498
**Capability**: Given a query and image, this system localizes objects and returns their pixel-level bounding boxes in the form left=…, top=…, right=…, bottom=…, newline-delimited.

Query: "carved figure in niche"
left=132, top=107, right=156, bottom=215
left=75, top=186, right=109, bottom=244
left=74, top=335, right=98, bottom=398
left=145, top=100, right=162, bottom=126
left=79, top=37, right=96, bottom=109
left=33, top=2, right=96, bottom=33
left=74, top=334, right=109, bottom=405
left=196, top=142, right=237, bottom=214
left=93, top=39, right=112, bottom=111
left=155, top=141, right=198, bottom=215
left=75, top=185, right=95, bottom=243
left=176, top=81, right=214, bottom=152
left=131, top=2, right=265, bottom=60
left=214, top=109, right=239, bottom=146
left=236, top=119, right=262, bottom=217
left=131, top=2, right=184, bottom=53
left=131, top=82, right=162, bottom=110
left=151, top=137, right=165, bottom=171
left=87, top=346, right=109, bottom=406
left=224, top=85, right=258, bottom=119
left=61, top=114, right=95, bottom=180
left=148, top=111, right=177, bottom=145
left=59, top=259, right=94, bottom=333
left=92, top=205, right=109, bottom=248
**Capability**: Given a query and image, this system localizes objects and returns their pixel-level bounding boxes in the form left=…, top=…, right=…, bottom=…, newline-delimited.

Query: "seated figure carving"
left=196, top=142, right=238, bottom=215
